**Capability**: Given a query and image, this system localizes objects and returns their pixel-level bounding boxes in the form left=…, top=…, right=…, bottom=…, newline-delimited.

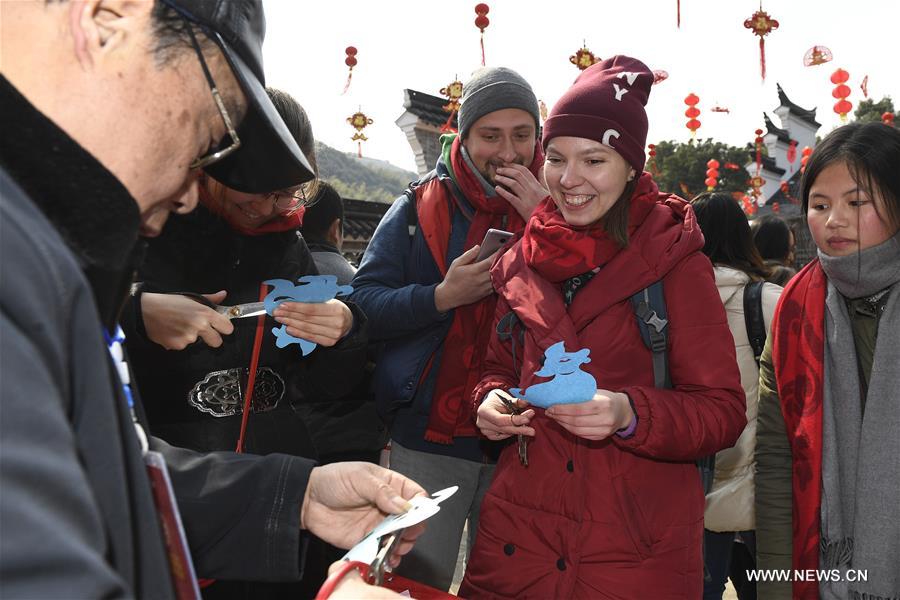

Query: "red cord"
left=235, top=283, right=269, bottom=453
left=313, top=561, right=370, bottom=600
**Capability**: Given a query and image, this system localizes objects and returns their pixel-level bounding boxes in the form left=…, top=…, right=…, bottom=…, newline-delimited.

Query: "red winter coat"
left=460, top=195, right=746, bottom=599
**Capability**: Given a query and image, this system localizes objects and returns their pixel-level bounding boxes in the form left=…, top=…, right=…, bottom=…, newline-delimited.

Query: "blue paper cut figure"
left=263, top=275, right=353, bottom=355
left=509, top=341, right=596, bottom=408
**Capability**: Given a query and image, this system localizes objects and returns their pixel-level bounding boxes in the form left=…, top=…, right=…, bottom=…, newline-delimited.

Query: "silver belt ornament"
left=189, top=367, right=284, bottom=417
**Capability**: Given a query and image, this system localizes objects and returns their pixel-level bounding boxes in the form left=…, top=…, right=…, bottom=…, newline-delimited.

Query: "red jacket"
left=460, top=194, right=746, bottom=599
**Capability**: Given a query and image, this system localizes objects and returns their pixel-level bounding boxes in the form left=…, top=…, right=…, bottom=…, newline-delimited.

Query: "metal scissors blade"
left=215, top=302, right=267, bottom=320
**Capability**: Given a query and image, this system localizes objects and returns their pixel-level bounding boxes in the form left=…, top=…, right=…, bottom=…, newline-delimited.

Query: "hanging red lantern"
left=570, top=42, right=600, bottom=70
left=342, top=46, right=358, bottom=95
left=744, top=5, right=779, bottom=81
left=652, top=70, right=669, bottom=85
left=787, top=139, right=798, bottom=166
left=883, top=112, right=896, bottom=126
left=800, top=146, right=812, bottom=173
left=831, top=68, right=852, bottom=122
left=780, top=180, right=797, bottom=204
left=684, top=93, right=701, bottom=139
left=347, top=108, right=374, bottom=158
left=705, top=159, right=720, bottom=190
left=474, top=4, right=490, bottom=66
left=439, top=79, right=464, bottom=133
left=647, top=143, right=660, bottom=176
left=803, top=45, right=833, bottom=67
left=754, top=128, right=764, bottom=175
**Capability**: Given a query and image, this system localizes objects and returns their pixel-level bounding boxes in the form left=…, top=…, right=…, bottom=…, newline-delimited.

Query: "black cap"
left=161, top=0, right=315, bottom=192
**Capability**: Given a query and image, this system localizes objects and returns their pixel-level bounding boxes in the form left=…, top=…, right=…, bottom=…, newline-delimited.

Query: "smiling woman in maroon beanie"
left=459, top=55, right=746, bottom=599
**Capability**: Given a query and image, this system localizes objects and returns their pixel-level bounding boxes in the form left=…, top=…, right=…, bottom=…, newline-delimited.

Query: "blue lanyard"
left=104, top=326, right=135, bottom=409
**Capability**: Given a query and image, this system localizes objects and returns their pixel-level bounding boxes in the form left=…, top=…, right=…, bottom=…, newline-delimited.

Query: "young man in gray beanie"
left=351, top=66, right=547, bottom=590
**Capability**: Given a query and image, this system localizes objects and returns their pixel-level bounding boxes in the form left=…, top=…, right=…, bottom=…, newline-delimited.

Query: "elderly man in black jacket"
left=0, top=1, right=422, bottom=598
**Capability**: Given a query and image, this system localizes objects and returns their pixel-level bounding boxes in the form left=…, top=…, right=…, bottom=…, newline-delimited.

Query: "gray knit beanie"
left=458, top=67, right=540, bottom=139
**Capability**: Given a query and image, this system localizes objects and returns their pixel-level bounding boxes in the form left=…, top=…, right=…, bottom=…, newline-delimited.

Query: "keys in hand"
left=495, top=390, right=529, bottom=467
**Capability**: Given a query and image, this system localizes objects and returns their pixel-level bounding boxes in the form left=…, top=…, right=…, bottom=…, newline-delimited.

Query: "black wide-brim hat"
left=162, top=0, right=314, bottom=193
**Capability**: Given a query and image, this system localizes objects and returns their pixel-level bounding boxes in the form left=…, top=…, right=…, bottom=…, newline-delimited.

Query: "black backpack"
left=742, top=280, right=767, bottom=367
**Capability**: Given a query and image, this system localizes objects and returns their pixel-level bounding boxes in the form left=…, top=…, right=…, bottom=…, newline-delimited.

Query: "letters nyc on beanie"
left=542, top=55, right=653, bottom=173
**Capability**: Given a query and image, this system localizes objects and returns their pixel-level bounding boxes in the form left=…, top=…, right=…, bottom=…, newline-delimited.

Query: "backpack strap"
left=630, top=281, right=671, bottom=389
left=742, top=280, right=767, bottom=367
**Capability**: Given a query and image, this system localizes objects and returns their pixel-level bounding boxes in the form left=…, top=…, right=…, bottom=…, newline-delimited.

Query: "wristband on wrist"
left=313, top=561, right=371, bottom=600
left=130, top=282, right=148, bottom=339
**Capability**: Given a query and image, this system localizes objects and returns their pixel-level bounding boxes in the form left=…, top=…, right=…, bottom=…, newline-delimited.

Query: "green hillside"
left=315, top=142, right=417, bottom=203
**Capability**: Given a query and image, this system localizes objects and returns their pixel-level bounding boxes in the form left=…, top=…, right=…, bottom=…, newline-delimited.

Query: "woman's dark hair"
left=801, top=121, right=900, bottom=233
left=691, top=192, right=771, bottom=280
left=266, top=87, right=319, bottom=198
left=750, top=214, right=793, bottom=263
left=604, top=178, right=638, bottom=247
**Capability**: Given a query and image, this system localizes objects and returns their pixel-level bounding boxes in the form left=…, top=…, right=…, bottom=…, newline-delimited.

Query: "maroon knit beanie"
left=542, top=55, right=653, bottom=173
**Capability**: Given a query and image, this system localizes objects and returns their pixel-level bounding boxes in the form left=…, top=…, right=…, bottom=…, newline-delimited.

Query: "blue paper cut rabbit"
left=509, top=341, right=596, bottom=408
left=263, top=275, right=353, bottom=355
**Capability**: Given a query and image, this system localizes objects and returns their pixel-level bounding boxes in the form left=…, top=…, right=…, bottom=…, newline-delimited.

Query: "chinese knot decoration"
left=705, top=159, right=720, bottom=191
left=883, top=112, right=896, bottom=126
left=539, top=100, right=549, bottom=123
left=744, top=5, right=779, bottom=81
left=831, top=68, right=852, bottom=122
left=439, top=79, right=463, bottom=133
left=347, top=109, right=373, bottom=158
left=803, top=45, right=832, bottom=67
left=342, top=46, right=358, bottom=95
left=570, top=43, right=600, bottom=70
left=684, top=93, right=701, bottom=139
left=800, top=146, right=812, bottom=173
left=474, top=4, right=490, bottom=66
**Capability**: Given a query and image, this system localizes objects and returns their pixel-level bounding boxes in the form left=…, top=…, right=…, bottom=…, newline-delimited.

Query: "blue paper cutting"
left=509, top=341, right=596, bottom=408
left=263, top=275, right=354, bottom=355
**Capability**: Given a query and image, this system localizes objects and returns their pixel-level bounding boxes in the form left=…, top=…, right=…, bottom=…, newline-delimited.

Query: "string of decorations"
left=744, top=3, right=779, bottom=81
left=684, top=93, right=701, bottom=139
left=474, top=4, right=490, bottom=66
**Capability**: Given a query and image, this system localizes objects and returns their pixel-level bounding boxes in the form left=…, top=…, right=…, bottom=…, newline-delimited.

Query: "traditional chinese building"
left=395, top=89, right=457, bottom=178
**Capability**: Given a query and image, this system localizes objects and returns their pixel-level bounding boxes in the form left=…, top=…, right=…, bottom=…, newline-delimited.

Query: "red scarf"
left=770, top=259, right=827, bottom=600
left=199, top=184, right=304, bottom=236
left=521, top=173, right=657, bottom=282
left=422, top=136, right=543, bottom=444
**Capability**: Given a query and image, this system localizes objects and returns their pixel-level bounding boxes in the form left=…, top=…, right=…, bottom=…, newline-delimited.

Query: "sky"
left=263, top=0, right=899, bottom=174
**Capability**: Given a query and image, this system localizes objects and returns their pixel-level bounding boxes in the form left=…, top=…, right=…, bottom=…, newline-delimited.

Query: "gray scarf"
left=818, top=232, right=900, bottom=600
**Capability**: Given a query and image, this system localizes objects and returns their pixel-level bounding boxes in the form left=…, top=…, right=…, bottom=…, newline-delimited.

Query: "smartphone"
left=476, top=228, right=514, bottom=262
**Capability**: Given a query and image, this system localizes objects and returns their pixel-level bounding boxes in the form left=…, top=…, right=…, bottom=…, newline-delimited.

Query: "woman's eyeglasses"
left=267, top=186, right=312, bottom=212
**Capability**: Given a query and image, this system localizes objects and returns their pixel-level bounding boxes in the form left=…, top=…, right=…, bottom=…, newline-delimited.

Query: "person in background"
left=691, top=192, right=783, bottom=600
left=756, top=121, right=900, bottom=600
left=460, top=56, right=745, bottom=599
left=123, top=89, right=368, bottom=599
left=297, top=181, right=387, bottom=466
left=351, top=66, right=548, bottom=590
left=750, top=214, right=797, bottom=286
left=0, top=2, right=421, bottom=598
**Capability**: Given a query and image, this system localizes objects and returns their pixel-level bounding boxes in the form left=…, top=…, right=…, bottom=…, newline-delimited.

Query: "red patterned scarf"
left=422, top=135, right=543, bottom=444
left=770, top=259, right=826, bottom=600
left=199, top=184, right=304, bottom=236
left=521, top=173, right=657, bottom=282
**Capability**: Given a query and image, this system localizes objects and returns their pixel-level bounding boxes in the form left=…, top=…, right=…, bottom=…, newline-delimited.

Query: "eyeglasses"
left=184, top=23, right=241, bottom=170
left=267, top=186, right=313, bottom=212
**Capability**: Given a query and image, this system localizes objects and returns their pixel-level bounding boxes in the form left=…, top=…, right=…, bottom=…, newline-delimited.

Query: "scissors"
left=177, top=292, right=268, bottom=320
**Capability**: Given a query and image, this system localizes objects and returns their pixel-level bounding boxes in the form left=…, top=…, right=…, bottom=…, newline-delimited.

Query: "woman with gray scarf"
left=755, top=121, right=900, bottom=600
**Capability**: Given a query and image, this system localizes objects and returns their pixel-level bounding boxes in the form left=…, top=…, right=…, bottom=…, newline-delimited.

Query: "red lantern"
left=705, top=159, right=720, bottom=191
left=803, top=45, right=833, bottom=67
left=831, top=68, right=852, bottom=121
left=439, top=79, right=463, bottom=133
left=342, top=46, right=358, bottom=95
left=787, top=139, right=798, bottom=166
left=647, top=143, right=660, bottom=176
left=570, top=43, right=600, bottom=70
left=652, top=70, right=669, bottom=85
left=685, top=93, right=701, bottom=138
left=474, top=4, right=490, bottom=66
left=883, top=112, right=896, bottom=126
left=744, top=5, right=779, bottom=81
left=800, top=145, right=812, bottom=173
left=347, top=108, right=374, bottom=158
